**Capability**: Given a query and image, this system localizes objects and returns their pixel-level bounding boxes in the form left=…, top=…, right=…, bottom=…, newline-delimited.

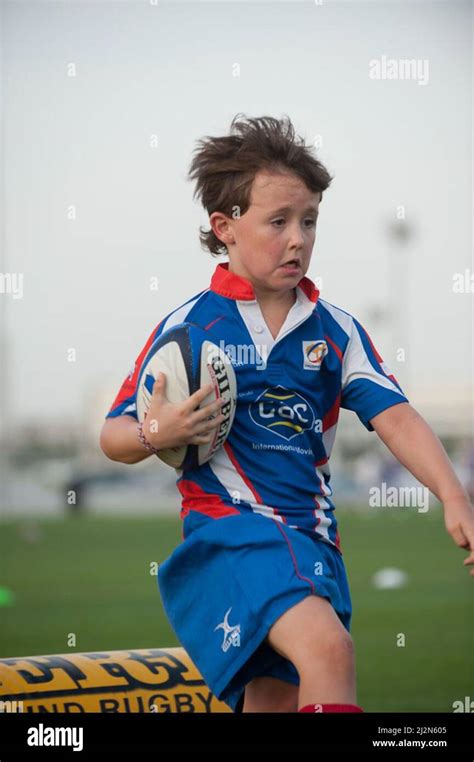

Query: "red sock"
left=299, top=703, right=363, bottom=713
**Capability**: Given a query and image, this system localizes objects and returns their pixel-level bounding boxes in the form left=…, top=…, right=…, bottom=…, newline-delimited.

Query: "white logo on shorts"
left=214, top=607, right=241, bottom=652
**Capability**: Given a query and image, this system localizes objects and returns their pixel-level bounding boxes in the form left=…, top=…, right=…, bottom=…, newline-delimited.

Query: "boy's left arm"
left=370, top=402, right=474, bottom=577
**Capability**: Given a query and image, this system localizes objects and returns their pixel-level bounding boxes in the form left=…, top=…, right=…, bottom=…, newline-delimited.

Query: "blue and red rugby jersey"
left=106, top=262, right=409, bottom=551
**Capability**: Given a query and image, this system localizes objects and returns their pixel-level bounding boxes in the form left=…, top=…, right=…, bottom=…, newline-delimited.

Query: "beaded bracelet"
left=137, top=421, right=161, bottom=456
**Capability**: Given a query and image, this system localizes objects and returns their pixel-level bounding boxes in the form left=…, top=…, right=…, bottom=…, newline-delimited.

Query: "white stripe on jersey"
left=316, top=464, right=333, bottom=498
left=318, top=298, right=353, bottom=338
left=320, top=300, right=404, bottom=397
left=209, top=446, right=287, bottom=524
left=160, top=290, right=210, bottom=333
left=312, top=505, right=332, bottom=541
left=322, top=422, right=338, bottom=459
left=312, top=464, right=332, bottom=541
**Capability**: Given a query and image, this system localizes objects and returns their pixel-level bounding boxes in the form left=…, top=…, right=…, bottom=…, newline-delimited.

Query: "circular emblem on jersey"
left=249, top=386, right=315, bottom=441
left=302, top=340, right=328, bottom=370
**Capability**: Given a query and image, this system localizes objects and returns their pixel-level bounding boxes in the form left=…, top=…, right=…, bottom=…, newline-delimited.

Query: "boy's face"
left=210, top=169, right=321, bottom=296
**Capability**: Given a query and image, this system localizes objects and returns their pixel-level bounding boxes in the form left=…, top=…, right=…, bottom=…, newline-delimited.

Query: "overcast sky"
left=1, top=0, right=472, bottom=430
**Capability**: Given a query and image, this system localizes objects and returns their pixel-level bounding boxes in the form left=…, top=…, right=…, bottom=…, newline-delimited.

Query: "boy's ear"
left=209, top=211, right=235, bottom=245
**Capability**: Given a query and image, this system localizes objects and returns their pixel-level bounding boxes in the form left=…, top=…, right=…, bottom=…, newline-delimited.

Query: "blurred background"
left=1, top=0, right=472, bottom=711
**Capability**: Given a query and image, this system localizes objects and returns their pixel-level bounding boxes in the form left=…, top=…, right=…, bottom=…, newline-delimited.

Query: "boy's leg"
left=266, top=595, right=357, bottom=710
left=242, top=676, right=298, bottom=713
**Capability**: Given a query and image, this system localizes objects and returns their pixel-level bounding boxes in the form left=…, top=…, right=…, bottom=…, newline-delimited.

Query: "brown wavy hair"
left=187, top=113, right=333, bottom=257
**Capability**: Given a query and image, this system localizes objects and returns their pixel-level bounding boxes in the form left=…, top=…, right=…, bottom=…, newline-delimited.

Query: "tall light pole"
left=386, top=216, right=416, bottom=395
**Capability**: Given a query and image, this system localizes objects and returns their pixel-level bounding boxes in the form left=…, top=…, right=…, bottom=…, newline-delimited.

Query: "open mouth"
left=280, top=260, right=301, bottom=270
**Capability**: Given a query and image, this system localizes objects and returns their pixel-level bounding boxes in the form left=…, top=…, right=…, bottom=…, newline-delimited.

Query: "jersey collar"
left=210, top=262, right=319, bottom=304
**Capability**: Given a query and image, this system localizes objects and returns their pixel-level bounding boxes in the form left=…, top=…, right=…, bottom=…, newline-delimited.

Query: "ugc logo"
left=249, top=386, right=315, bottom=440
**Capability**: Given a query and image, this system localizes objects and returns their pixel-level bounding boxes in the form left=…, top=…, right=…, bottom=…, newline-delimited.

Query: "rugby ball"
left=136, top=322, right=237, bottom=469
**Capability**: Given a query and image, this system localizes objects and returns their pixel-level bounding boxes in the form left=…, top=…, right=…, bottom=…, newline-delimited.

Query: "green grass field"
left=1, top=506, right=472, bottom=712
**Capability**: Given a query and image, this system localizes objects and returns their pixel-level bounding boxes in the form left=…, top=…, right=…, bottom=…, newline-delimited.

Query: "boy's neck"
left=255, top=286, right=297, bottom=313
left=227, top=262, right=297, bottom=312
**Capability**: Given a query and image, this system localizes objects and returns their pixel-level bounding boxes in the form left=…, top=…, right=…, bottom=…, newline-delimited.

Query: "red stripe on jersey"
left=361, top=324, right=384, bottom=363
left=177, top=479, right=240, bottom=519
left=107, top=321, right=163, bottom=415
left=223, top=441, right=264, bottom=505
left=322, top=393, right=341, bottom=432
left=272, top=508, right=288, bottom=523
left=325, top=333, right=343, bottom=362
left=361, top=325, right=401, bottom=386
left=204, top=316, right=225, bottom=331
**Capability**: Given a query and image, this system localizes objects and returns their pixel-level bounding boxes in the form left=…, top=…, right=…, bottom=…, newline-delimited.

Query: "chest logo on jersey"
left=249, top=386, right=315, bottom=440
left=302, top=340, right=328, bottom=371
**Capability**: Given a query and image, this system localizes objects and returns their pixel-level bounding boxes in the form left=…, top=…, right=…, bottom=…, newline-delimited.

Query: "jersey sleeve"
left=340, top=316, right=409, bottom=431
left=105, top=321, right=164, bottom=421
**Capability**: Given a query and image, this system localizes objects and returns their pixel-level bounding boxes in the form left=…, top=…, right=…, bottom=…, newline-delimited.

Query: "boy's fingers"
left=191, top=397, right=225, bottom=423
left=449, top=525, right=469, bottom=548
left=190, top=433, right=214, bottom=445
left=184, top=383, right=215, bottom=410
left=194, top=414, right=224, bottom=434
left=152, top=372, right=167, bottom=400
left=463, top=549, right=474, bottom=566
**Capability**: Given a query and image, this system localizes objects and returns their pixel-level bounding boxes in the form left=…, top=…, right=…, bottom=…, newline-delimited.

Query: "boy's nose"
left=288, top=228, right=305, bottom=248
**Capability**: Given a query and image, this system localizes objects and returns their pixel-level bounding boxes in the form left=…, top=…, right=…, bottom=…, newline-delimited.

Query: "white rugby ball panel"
left=135, top=323, right=237, bottom=469
left=136, top=342, right=190, bottom=468
left=200, top=340, right=237, bottom=456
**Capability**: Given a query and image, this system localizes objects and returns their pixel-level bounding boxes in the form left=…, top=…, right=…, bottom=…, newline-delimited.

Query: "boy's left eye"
left=272, top=219, right=316, bottom=227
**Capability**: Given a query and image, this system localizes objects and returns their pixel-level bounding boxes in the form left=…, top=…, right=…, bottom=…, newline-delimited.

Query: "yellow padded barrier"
left=0, top=647, right=232, bottom=713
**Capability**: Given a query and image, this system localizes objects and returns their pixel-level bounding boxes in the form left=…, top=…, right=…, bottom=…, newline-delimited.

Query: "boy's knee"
left=294, top=629, right=354, bottom=675
left=267, top=595, right=353, bottom=669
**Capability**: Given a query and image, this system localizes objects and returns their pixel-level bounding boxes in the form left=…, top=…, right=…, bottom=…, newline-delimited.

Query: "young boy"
left=100, top=114, right=474, bottom=714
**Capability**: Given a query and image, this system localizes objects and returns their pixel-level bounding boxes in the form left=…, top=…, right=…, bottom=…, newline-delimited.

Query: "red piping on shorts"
left=273, top=521, right=316, bottom=595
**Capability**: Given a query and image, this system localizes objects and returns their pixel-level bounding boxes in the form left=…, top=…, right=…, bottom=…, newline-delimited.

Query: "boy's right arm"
left=100, top=372, right=226, bottom=465
left=100, top=415, right=152, bottom=464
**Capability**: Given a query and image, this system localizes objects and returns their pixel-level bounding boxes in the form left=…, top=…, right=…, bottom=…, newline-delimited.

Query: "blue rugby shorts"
left=157, top=512, right=352, bottom=712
